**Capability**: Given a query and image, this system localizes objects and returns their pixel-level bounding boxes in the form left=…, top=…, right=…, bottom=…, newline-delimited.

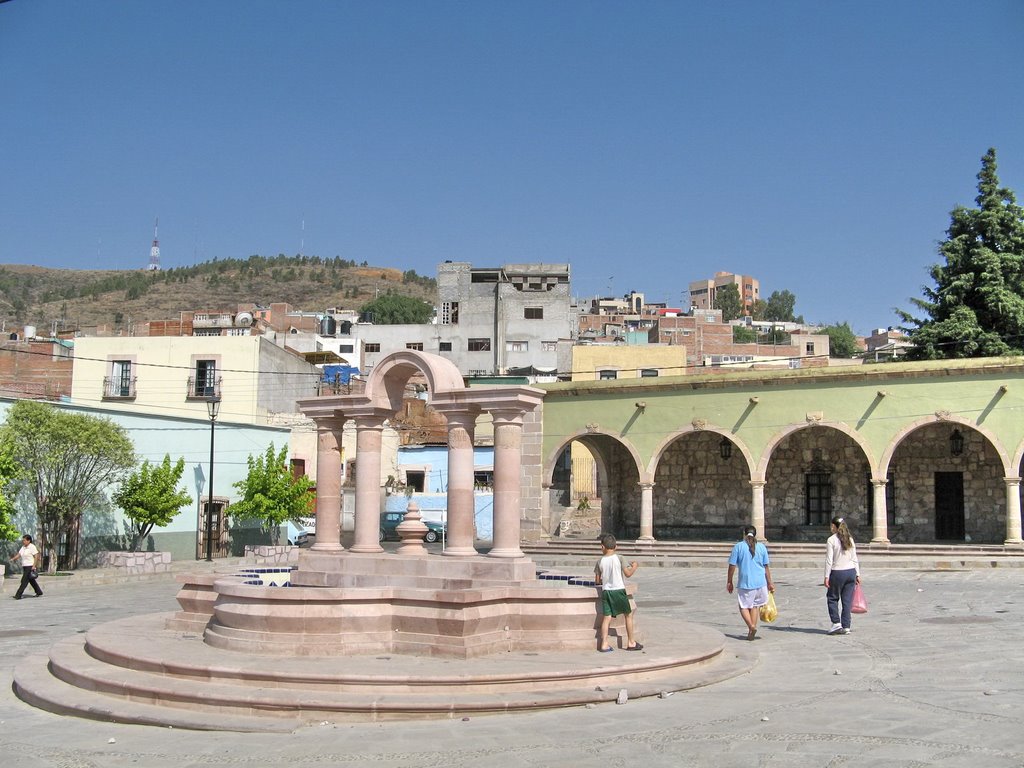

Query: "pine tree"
left=899, top=148, right=1024, bottom=359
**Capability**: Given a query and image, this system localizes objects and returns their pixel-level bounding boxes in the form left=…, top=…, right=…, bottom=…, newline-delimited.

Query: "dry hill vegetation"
left=0, top=256, right=437, bottom=333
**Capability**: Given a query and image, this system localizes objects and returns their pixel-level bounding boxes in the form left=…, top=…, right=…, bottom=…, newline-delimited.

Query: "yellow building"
left=570, top=344, right=688, bottom=381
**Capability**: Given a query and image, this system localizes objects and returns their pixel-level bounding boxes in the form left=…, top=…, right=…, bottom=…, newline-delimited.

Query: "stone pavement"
left=2, top=561, right=1023, bottom=768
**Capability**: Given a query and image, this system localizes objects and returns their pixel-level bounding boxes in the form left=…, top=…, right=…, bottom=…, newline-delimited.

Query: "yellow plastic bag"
left=759, top=592, right=778, bottom=623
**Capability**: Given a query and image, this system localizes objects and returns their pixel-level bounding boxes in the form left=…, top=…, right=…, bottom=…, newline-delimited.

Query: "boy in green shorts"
left=594, top=533, right=643, bottom=652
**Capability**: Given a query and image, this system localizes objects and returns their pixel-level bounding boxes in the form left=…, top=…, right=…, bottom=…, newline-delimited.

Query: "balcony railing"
left=315, top=378, right=366, bottom=396
left=102, top=376, right=137, bottom=400
left=186, top=376, right=222, bottom=399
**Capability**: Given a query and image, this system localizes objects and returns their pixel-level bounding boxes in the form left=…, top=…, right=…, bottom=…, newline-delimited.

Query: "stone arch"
left=647, top=426, right=755, bottom=541
left=881, top=415, right=1010, bottom=544
left=364, top=349, right=466, bottom=413
left=761, top=422, right=874, bottom=542
left=648, top=426, right=755, bottom=480
left=880, top=414, right=1011, bottom=477
left=543, top=429, right=645, bottom=488
left=543, top=429, right=644, bottom=539
left=756, top=421, right=876, bottom=481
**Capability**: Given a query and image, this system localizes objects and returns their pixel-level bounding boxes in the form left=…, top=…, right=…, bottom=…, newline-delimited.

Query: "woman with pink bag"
left=823, top=517, right=860, bottom=635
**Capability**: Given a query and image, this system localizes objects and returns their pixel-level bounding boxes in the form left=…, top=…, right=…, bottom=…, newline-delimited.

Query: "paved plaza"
left=2, top=561, right=1023, bottom=768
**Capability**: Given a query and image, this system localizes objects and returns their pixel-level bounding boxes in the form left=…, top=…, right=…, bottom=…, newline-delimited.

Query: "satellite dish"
left=235, top=311, right=253, bottom=327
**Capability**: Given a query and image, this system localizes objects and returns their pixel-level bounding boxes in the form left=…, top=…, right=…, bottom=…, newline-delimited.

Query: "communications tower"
left=147, top=218, right=162, bottom=271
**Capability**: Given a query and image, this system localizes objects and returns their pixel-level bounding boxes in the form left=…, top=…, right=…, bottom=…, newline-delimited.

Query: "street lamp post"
left=204, top=395, right=222, bottom=562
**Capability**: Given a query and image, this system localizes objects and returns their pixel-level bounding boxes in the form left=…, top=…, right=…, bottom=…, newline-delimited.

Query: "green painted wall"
left=539, top=359, right=1024, bottom=479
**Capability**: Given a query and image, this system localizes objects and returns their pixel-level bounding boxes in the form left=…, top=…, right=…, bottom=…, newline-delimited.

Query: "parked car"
left=286, top=521, right=309, bottom=547
left=379, top=512, right=445, bottom=543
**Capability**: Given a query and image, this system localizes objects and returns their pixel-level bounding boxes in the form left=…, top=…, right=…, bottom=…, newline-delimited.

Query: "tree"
left=818, top=322, right=860, bottom=358
left=732, top=325, right=758, bottom=344
left=3, top=401, right=135, bottom=570
left=713, top=283, right=743, bottom=322
left=230, top=444, right=314, bottom=543
left=358, top=294, right=433, bottom=324
left=0, top=439, right=22, bottom=543
left=898, top=148, right=1024, bottom=359
left=113, top=454, right=192, bottom=551
left=763, top=290, right=800, bottom=322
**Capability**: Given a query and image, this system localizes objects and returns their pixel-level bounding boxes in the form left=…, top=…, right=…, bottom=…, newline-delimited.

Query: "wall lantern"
left=719, top=437, right=733, bottom=461
left=950, top=428, right=964, bottom=457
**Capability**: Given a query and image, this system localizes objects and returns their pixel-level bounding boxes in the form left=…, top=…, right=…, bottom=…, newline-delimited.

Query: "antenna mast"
left=147, top=217, right=162, bottom=271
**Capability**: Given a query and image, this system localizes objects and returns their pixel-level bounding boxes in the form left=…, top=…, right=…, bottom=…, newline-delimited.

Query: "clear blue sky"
left=1, top=1, right=1022, bottom=335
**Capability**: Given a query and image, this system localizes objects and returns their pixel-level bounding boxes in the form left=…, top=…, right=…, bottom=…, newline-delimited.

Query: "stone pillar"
left=637, top=482, right=655, bottom=543
left=1004, top=476, right=1023, bottom=546
left=350, top=416, right=385, bottom=554
left=750, top=480, right=766, bottom=538
left=311, top=419, right=344, bottom=552
left=597, top=480, right=614, bottom=535
left=489, top=410, right=526, bottom=558
left=871, top=479, right=890, bottom=544
left=444, top=411, right=479, bottom=557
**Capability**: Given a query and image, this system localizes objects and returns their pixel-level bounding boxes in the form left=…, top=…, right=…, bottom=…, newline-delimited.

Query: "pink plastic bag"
left=851, top=583, right=868, bottom=614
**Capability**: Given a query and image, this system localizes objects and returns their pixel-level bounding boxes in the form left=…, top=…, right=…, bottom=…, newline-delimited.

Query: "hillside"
left=0, top=256, right=437, bottom=333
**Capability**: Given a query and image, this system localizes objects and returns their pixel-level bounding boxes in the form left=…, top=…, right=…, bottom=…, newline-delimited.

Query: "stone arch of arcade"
left=542, top=430, right=643, bottom=540
left=647, top=427, right=756, bottom=541
left=298, top=349, right=545, bottom=560
left=877, top=415, right=1019, bottom=546
left=760, top=422, right=874, bottom=542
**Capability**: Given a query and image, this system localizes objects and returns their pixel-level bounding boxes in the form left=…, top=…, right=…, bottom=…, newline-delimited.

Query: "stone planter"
left=97, top=551, right=171, bottom=575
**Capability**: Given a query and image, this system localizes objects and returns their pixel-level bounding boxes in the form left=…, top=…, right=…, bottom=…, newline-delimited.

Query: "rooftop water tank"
left=23, top=325, right=36, bottom=339
left=319, top=315, right=337, bottom=336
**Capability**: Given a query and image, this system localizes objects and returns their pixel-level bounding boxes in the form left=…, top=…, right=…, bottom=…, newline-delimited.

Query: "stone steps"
left=524, top=540, right=1024, bottom=569
left=13, top=612, right=755, bottom=731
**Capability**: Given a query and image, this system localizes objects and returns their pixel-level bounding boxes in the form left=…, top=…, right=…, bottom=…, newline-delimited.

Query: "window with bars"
left=598, top=370, right=617, bottom=380
left=364, top=343, right=381, bottom=352
left=805, top=471, right=832, bottom=525
left=193, top=360, right=217, bottom=397
left=105, top=360, right=135, bottom=398
left=468, top=338, right=491, bottom=352
left=406, top=342, right=424, bottom=351
left=524, top=307, right=543, bottom=319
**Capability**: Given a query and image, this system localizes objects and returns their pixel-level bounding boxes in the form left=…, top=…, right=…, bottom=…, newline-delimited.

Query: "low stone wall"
left=244, top=545, right=296, bottom=565
left=97, top=551, right=171, bottom=574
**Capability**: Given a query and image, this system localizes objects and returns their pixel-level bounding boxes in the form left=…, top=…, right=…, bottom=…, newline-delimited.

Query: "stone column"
left=871, top=479, right=890, bottom=544
left=1004, top=476, right=1023, bottom=546
left=350, top=416, right=385, bottom=554
left=489, top=410, right=526, bottom=558
left=750, top=480, right=766, bottom=538
left=443, top=410, right=479, bottom=557
left=595, top=481, right=609, bottom=532
left=637, top=482, right=655, bottom=543
left=310, top=419, right=344, bottom=552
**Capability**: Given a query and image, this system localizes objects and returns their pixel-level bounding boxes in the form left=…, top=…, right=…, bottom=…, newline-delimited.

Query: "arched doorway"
left=546, top=433, right=641, bottom=539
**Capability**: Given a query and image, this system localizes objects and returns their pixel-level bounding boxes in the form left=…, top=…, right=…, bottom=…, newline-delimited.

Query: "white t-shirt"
left=596, top=553, right=626, bottom=591
left=18, top=543, right=39, bottom=567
